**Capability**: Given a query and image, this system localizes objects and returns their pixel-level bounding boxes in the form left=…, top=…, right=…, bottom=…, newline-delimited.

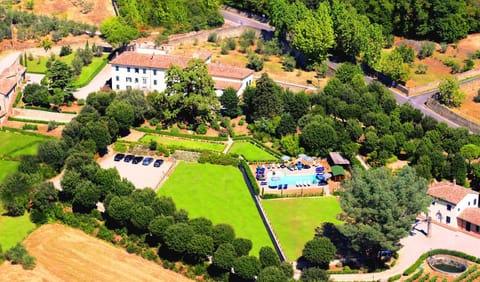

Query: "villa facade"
left=427, top=181, right=479, bottom=234
left=0, top=52, right=26, bottom=124
left=110, top=51, right=254, bottom=96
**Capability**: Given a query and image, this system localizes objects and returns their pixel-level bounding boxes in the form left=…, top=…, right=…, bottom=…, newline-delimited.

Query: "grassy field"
left=0, top=131, right=48, bottom=157
left=26, top=53, right=75, bottom=74
left=262, top=197, right=343, bottom=260
left=229, top=141, right=278, bottom=161
left=140, top=134, right=225, bottom=152
left=158, top=162, right=273, bottom=254
left=0, top=212, right=36, bottom=250
left=0, top=160, right=20, bottom=182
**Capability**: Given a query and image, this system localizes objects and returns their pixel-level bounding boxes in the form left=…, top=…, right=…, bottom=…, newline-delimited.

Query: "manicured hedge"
left=327, top=269, right=360, bottom=274
left=198, top=152, right=239, bottom=166
left=0, top=126, right=56, bottom=138
left=240, top=159, right=260, bottom=195
left=405, top=269, right=424, bottom=282
left=8, top=117, right=67, bottom=125
left=135, top=127, right=228, bottom=141
left=403, top=249, right=480, bottom=276
left=388, top=274, right=401, bottom=281
left=453, top=265, right=478, bottom=282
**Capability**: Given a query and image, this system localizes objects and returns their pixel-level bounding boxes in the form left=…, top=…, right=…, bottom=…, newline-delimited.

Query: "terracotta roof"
left=214, top=80, right=242, bottom=91
left=207, top=63, right=253, bottom=80
left=458, top=208, right=480, bottom=226
left=0, top=78, right=16, bottom=96
left=111, top=52, right=251, bottom=80
left=427, top=182, right=479, bottom=204
left=110, top=51, right=192, bottom=69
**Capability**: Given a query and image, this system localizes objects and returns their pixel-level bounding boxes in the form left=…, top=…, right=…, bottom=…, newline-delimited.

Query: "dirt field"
left=13, top=0, right=114, bottom=26
left=450, top=79, right=480, bottom=124
left=0, top=224, right=192, bottom=282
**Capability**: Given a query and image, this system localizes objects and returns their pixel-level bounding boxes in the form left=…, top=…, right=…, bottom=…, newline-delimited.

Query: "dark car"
left=132, top=156, right=144, bottom=164
left=124, top=155, right=134, bottom=162
left=114, top=153, right=125, bottom=161
left=153, top=159, right=164, bottom=167
left=143, top=157, right=154, bottom=166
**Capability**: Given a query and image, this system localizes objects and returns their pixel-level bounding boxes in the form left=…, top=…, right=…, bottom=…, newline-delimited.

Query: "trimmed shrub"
left=196, top=124, right=208, bottom=135
left=388, top=274, right=402, bottom=281
left=208, top=33, right=219, bottom=43
left=239, top=159, right=260, bottom=195
left=198, top=152, right=239, bottom=166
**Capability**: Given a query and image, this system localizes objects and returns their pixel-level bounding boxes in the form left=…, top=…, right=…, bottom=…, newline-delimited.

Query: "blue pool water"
left=268, top=173, right=318, bottom=187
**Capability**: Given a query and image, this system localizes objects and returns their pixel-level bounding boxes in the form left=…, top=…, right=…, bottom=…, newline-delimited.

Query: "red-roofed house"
left=427, top=181, right=479, bottom=230
left=457, top=208, right=480, bottom=235
left=0, top=52, right=26, bottom=124
left=110, top=51, right=253, bottom=96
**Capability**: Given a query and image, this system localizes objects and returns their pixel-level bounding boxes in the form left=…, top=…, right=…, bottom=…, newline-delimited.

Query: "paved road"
left=12, top=108, right=76, bottom=123
left=220, top=9, right=274, bottom=31
left=331, top=221, right=480, bottom=281
left=73, top=63, right=111, bottom=100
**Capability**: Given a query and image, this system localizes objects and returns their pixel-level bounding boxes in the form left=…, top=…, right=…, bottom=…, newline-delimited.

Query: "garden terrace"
left=139, top=134, right=226, bottom=153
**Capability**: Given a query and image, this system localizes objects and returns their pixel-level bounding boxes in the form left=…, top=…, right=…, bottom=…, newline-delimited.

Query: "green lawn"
left=73, top=55, right=108, bottom=87
left=158, top=162, right=273, bottom=254
left=0, top=212, right=36, bottom=250
left=0, top=131, right=48, bottom=157
left=0, top=160, right=19, bottom=182
left=262, top=197, right=343, bottom=260
left=140, top=134, right=226, bottom=152
left=228, top=142, right=278, bottom=161
left=26, top=53, right=75, bottom=74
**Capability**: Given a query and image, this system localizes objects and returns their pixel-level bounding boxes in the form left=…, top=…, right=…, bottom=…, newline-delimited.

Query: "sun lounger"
left=278, top=184, right=283, bottom=190
left=284, top=184, right=288, bottom=190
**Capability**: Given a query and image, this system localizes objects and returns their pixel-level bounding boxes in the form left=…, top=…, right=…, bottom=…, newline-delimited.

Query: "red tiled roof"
left=110, top=52, right=252, bottom=80
left=214, top=80, right=242, bottom=91
left=427, top=182, right=479, bottom=204
left=458, top=208, right=480, bottom=226
left=110, top=51, right=192, bottom=69
left=207, top=63, right=253, bottom=80
left=0, top=78, right=16, bottom=96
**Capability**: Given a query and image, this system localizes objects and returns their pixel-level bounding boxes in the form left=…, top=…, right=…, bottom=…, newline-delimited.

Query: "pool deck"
left=251, top=159, right=340, bottom=196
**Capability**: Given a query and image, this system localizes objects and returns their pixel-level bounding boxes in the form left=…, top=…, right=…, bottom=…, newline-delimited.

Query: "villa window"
left=446, top=216, right=451, bottom=224
left=115, top=66, right=119, bottom=71
left=143, top=69, right=146, bottom=74
left=126, top=77, right=132, bottom=83
left=468, top=201, right=471, bottom=206
left=153, top=70, right=157, bottom=75
left=116, top=76, right=119, bottom=81
left=127, top=67, right=131, bottom=72
left=142, top=78, right=147, bottom=84
left=153, top=80, right=157, bottom=85
left=135, top=68, right=139, bottom=73
left=477, top=225, right=479, bottom=232
left=447, top=204, right=452, bottom=211
left=432, top=201, right=435, bottom=206
left=116, top=85, right=119, bottom=90
left=474, top=199, right=477, bottom=206
left=135, top=78, right=138, bottom=83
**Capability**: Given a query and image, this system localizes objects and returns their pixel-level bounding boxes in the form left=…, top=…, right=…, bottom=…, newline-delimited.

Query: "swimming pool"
left=267, top=173, right=318, bottom=187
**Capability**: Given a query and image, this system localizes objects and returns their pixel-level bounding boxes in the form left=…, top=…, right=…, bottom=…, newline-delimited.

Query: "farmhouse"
left=427, top=181, right=479, bottom=234
left=0, top=52, right=26, bottom=124
left=110, top=51, right=254, bottom=96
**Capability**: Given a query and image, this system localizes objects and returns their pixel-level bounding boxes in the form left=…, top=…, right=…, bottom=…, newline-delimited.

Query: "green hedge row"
left=403, top=249, right=480, bottom=276
left=198, top=152, right=239, bottom=166
left=21, top=105, right=77, bottom=114
left=465, top=270, right=480, bottom=282
left=388, top=274, right=401, bottom=281
left=326, top=269, right=360, bottom=274
left=417, top=273, right=430, bottom=282
left=405, top=269, right=424, bottom=282
left=8, top=117, right=67, bottom=125
left=0, top=126, right=56, bottom=138
left=134, top=127, right=228, bottom=141
left=240, top=159, right=260, bottom=195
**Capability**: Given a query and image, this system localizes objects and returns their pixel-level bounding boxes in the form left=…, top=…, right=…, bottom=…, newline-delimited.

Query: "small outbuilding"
left=328, top=152, right=350, bottom=167
left=331, top=165, right=345, bottom=182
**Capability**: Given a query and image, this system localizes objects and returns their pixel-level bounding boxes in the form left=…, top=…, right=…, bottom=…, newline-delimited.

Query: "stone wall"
left=168, top=26, right=261, bottom=46
left=425, top=98, right=480, bottom=133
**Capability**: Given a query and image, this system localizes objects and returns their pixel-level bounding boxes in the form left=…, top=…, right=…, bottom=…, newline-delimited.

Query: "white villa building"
left=110, top=51, right=254, bottom=96
left=0, top=52, right=26, bottom=124
left=427, top=181, right=479, bottom=234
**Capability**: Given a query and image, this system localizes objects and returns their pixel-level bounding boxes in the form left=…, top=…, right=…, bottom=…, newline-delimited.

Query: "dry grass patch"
left=0, top=224, right=192, bottom=282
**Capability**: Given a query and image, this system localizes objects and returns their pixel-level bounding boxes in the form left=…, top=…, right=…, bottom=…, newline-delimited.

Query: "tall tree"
left=437, top=77, right=466, bottom=107
left=292, top=3, right=335, bottom=63
left=46, top=60, right=75, bottom=91
left=100, top=17, right=140, bottom=48
left=339, top=166, right=430, bottom=258
left=219, top=87, right=241, bottom=118
left=251, top=73, right=283, bottom=120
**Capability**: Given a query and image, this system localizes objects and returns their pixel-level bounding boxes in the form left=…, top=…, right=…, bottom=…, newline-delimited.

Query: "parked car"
left=124, top=155, right=134, bottom=162
left=132, top=156, right=144, bottom=164
left=153, top=159, right=164, bottom=167
left=143, top=157, right=154, bottom=166
left=114, top=153, right=125, bottom=161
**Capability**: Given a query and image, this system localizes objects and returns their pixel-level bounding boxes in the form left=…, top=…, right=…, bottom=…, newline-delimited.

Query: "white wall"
left=429, top=193, right=479, bottom=227
left=111, top=65, right=167, bottom=92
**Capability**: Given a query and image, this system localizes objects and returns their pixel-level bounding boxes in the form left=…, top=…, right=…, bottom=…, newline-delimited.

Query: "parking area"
left=99, top=154, right=175, bottom=190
